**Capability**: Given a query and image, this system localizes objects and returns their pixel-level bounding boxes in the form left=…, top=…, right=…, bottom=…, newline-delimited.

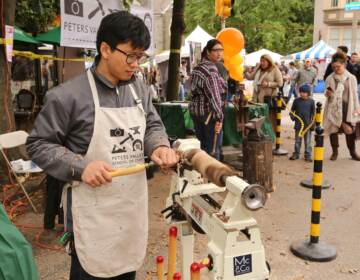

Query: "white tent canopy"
left=154, top=46, right=190, bottom=64
left=289, top=40, right=336, bottom=60
left=185, top=25, right=214, bottom=47
left=244, top=49, right=282, bottom=67
left=154, top=25, right=214, bottom=64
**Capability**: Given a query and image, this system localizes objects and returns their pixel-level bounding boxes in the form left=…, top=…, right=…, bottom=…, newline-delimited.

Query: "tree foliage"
left=15, top=0, right=59, bottom=34
left=15, top=0, right=132, bottom=34
left=184, top=0, right=314, bottom=55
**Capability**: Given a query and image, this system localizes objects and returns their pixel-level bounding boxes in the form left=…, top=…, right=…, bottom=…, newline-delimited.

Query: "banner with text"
left=60, top=0, right=154, bottom=53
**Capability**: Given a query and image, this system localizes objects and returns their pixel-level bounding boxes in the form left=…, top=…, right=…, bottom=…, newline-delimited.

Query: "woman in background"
left=324, top=52, right=360, bottom=161
left=189, top=39, right=227, bottom=159
left=245, top=54, right=283, bottom=132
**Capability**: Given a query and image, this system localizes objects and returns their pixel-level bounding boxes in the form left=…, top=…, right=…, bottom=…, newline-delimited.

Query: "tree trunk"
left=166, top=0, right=185, bottom=101
left=0, top=0, right=16, bottom=134
left=243, top=138, right=274, bottom=193
left=0, top=0, right=17, bottom=184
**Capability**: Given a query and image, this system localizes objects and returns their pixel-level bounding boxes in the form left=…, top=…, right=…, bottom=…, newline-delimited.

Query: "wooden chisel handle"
left=110, top=162, right=154, bottom=177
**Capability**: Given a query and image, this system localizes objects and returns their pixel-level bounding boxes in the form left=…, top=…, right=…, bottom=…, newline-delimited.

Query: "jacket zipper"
left=115, top=86, right=120, bottom=107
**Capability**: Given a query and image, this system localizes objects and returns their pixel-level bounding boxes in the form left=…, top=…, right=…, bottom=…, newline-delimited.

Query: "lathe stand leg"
left=180, top=223, right=194, bottom=280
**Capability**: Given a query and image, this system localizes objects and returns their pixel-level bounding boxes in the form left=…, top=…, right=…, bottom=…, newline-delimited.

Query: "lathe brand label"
left=233, top=254, right=252, bottom=276
left=190, top=203, right=203, bottom=224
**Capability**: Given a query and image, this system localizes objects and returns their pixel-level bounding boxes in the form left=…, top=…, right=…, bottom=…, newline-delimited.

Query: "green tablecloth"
left=154, top=102, right=275, bottom=145
left=0, top=204, right=39, bottom=280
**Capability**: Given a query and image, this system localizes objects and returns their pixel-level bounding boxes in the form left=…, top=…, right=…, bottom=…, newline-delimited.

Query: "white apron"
left=64, top=71, right=148, bottom=277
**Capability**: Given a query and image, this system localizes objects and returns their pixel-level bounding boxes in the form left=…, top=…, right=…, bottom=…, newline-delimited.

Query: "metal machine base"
left=290, top=240, right=337, bottom=262
left=300, top=179, right=331, bottom=189
left=272, top=148, right=288, bottom=156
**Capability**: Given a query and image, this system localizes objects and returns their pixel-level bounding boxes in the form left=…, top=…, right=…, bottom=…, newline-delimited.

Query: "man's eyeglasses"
left=114, top=47, right=149, bottom=64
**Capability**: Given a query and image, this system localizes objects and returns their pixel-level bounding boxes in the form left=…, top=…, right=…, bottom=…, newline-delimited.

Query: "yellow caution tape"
left=170, top=48, right=181, bottom=54
left=281, top=97, right=315, bottom=138
left=0, top=38, right=13, bottom=45
left=12, top=50, right=94, bottom=62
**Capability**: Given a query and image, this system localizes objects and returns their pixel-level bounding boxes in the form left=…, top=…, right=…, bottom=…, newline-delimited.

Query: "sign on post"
left=60, top=0, right=154, bottom=53
left=345, top=2, right=360, bottom=11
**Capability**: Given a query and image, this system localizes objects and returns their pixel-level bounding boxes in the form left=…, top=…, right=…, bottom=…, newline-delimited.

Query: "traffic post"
left=291, top=126, right=337, bottom=262
left=300, top=102, right=331, bottom=189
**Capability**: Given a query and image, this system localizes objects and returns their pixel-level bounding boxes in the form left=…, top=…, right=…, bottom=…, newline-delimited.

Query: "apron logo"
left=110, top=127, right=144, bottom=154
left=130, top=126, right=141, bottom=135
left=110, top=128, right=125, bottom=137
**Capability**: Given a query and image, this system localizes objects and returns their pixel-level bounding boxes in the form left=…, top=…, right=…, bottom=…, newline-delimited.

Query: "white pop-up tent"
left=154, top=25, right=214, bottom=64
left=154, top=46, right=190, bottom=64
left=288, top=40, right=336, bottom=60
left=185, top=25, right=214, bottom=47
left=245, top=49, right=283, bottom=67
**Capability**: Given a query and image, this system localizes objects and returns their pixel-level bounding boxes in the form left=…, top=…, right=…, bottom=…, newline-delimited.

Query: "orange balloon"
left=224, top=58, right=231, bottom=71
left=228, top=63, right=244, bottom=82
left=216, top=28, right=245, bottom=57
left=229, top=53, right=244, bottom=67
left=230, top=69, right=244, bottom=82
left=224, top=45, right=238, bottom=59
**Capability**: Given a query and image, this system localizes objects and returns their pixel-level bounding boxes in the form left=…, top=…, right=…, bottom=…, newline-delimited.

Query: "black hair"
left=96, top=11, right=150, bottom=56
left=337, top=45, right=348, bottom=54
left=331, top=52, right=347, bottom=64
left=201, top=39, right=222, bottom=59
left=289, top=61, right=295, bottom=66
left=351, top=52, right=358, bottom=56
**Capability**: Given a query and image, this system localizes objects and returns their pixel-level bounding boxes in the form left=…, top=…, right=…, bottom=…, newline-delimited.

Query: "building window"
left=329, top=28, right=340, bottom=49
left=331, top=0, right=338, bottom=7
left=356, top=30, right=360, bottom=52
left=343, top=29, right=352, bottom=52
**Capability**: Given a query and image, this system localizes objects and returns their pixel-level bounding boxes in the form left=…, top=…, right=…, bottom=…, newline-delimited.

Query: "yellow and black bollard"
left=300, top=102, right=331, bottom=189
left=273, top=92, right=288, bottom=156
left=291, top=126, right=337, bottom=261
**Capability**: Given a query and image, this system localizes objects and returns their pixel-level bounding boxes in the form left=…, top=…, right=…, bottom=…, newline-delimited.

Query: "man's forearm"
left=26, top=140, right=88, bottom=182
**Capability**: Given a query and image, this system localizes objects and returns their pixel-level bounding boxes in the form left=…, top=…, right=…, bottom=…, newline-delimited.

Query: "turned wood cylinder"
left=243, top=138, right=274, bottom=192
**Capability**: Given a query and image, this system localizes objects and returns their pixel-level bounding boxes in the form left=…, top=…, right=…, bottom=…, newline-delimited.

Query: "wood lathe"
left=162, top=138, right=270, bottom=280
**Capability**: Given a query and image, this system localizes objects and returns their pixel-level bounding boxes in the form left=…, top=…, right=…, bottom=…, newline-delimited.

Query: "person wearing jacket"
left=189, top=39, right=228, bottom=160
left=323, top=45, right=355, bottom=81
left=26, top=11, right=177, bottom=280
left=324, top=52, right=360, bottom=161
left=245, top=54, right=283, bottom=132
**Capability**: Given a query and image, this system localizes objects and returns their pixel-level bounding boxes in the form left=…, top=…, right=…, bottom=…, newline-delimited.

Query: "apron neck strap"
left=128, top=84, right=145, bottom=113
left=87, top=70, right=100, bottom=108
left=87, top=70, right=145, bottom=114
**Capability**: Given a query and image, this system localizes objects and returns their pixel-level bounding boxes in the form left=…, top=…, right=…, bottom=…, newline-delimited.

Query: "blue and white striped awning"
left=289, top=40, right=336, bottom=60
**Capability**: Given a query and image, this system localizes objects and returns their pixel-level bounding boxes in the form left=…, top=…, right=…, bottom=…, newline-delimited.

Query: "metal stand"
left=300, top=179, right=331, bottom=189
left=291, top=240, right=337, bottom=262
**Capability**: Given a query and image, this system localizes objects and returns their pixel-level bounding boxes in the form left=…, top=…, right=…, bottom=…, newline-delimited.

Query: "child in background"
left=289, top=84, right=315, bottom=162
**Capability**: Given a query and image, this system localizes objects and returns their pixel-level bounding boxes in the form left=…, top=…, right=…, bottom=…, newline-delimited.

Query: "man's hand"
left=151, top=146, right=178, bottom=169
left=81, top=161, right=114, bottom=187
left=215, top=121, right=222, bottom=134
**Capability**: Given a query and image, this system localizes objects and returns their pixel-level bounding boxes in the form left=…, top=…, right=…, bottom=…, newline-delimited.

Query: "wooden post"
left=243, top=138, right=274, bottom=192
left=166, top=0, right=186, bottom=101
